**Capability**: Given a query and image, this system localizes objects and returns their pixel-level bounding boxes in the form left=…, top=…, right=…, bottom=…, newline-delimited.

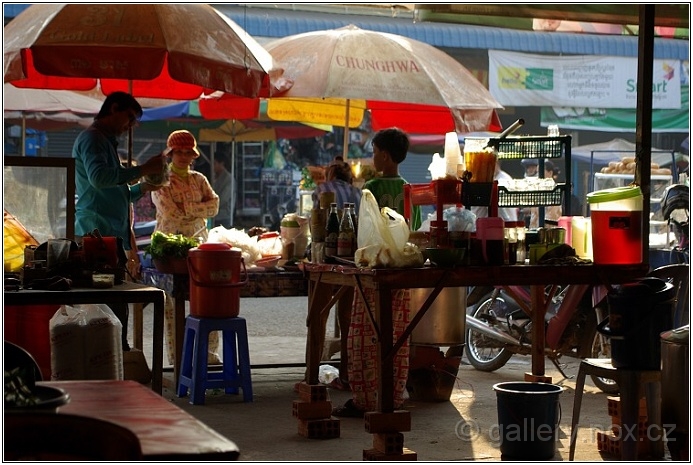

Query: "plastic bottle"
left=324, top=203, right=340, bottom=257
left=337, top=204, right=356, bottom=258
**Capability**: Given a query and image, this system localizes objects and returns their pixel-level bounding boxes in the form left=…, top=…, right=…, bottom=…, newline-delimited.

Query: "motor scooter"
left=465, top=283, right=618, bottom=393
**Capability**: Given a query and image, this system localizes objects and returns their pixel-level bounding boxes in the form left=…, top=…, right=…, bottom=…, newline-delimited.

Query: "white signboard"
left=489, top=50, right=681, bottom=109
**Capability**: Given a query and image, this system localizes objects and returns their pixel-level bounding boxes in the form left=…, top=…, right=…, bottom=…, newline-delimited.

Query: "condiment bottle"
left=325, top=203, right=340, bottom=257
left=337, top=204, right=356, bottom=258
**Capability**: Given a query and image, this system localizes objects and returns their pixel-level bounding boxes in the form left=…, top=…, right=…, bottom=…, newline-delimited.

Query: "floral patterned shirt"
left=151, top=169, right=219, bottom=241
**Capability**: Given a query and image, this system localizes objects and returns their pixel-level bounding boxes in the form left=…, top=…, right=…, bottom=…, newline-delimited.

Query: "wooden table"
left=42, top=380, right=240, bottom=461
left=4, top=282, right=166, bottom=394
left=304, top=263, right=649, bottom=413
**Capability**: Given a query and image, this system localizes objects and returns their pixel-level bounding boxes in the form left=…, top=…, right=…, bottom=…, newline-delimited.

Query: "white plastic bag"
left=355, top=190, right=423, bottom=268
left=50, top=304, right=123, bottom=381
left=318, top=364, right=339, bottom=385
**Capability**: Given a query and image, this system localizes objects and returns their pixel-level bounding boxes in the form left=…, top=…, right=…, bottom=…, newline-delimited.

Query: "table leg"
left=173, top=295, right=185, bottom=387
left=151, top=295, right=164, bottom=395
left=376, top=287, right=394, bottom=413
left=525, top=284, right=551, bottom=383
left=337, top=288, right=353, bottom=383
left=132, top=303, right=144, bottom=350
left=620, top=371, right=639, bottom=460
left=306, top=280, right=333, bottom=385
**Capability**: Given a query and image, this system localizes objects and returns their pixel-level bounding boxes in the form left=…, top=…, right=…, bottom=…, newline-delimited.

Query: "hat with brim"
left=167, top=130, right=200, bottom=158
left=521, top=158, right=538, bottom=167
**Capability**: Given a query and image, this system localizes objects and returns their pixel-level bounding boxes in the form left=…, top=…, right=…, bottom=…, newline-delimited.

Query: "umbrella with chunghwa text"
left=265, top=25, right=503, bottom=158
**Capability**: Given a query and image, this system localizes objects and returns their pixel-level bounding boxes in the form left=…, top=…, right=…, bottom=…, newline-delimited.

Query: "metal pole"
left=635, top=5, right=654, bottom=266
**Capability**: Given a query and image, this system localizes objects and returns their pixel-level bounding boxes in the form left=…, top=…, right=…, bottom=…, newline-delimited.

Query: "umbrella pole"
left=21, top=114, right=26, bottom=157
left=342, top=99, right=350, bottom=160
left=127, top=81, right=133, bottom=167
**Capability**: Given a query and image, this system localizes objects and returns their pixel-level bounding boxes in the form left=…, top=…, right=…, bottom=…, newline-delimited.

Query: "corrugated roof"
left=216, top=5, right=688, bottom=60
left=4, top=4, right=688, bottom=60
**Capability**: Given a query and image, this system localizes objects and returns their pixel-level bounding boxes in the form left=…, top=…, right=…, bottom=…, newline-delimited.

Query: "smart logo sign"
left=498, top=66, right=554, bottom=91
left=625, top=61, right=677, bottom=104
left=489, top=50, right=681, bottom=109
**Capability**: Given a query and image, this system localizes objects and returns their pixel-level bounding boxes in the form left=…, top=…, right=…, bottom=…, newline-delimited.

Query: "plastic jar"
left=429, top=220, right=449, bottom=248
left=586, top=186, right=643, bottom=264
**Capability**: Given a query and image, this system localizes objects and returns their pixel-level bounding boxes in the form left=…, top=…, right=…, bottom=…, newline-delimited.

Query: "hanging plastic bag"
left=355, top=190, right=423, bottom=268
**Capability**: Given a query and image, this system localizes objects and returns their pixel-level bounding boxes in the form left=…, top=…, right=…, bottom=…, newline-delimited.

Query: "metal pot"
left=409, top=287, right=466, bottom=346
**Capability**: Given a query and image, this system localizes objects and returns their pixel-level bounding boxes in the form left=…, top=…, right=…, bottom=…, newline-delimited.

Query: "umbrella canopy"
left=4, top=83, right=102, bottom=154
left=4, top=83, right=103, bottom=114
left=140, top=94, right=261, bottom=122
left=198, top=119, right=330, bottom=143
left=572, top=138, right=677, bottom=166
left=3, top=4, right=288, bottom=99
left=264, top=25, right=503, bottom=141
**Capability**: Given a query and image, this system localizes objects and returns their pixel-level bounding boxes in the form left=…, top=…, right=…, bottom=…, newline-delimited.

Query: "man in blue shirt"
left=311, top=158, right=362, bottom=212
left=73, top=91, right=167, bottom=350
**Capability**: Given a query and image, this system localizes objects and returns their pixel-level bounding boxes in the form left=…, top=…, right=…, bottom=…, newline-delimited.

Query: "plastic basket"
left=488, top=135, right=570, bottom=160
left=498, top=184, right=566, bottom=207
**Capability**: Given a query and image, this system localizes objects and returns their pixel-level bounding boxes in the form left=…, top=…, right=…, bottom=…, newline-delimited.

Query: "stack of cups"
left=444, top=132, right=463, bottom=178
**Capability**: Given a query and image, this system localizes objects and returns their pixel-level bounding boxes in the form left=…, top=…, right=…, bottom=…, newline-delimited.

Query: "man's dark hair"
left=96, top=91, right=143, bottom=120
left=327, top=161, right=353, bottom=183
left=372, top=128, right=409, bottom=164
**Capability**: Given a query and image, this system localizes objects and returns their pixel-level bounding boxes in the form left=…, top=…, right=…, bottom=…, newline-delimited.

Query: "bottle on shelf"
left=324, top=203, right=340, bottom=258
left=337, top=204, right=356, bottom=258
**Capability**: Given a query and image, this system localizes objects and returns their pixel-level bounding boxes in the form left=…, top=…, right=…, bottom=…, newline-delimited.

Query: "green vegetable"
left=144, top=231, right=200, bottom=260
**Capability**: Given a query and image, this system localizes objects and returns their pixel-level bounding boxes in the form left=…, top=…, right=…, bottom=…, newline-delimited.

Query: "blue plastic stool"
left=177, top=315, right=253, bottom=405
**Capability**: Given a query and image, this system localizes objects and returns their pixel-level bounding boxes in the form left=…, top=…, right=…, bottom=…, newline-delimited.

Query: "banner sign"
left=540, top=85, right=689, bottom=133
left=489, top=50, right=681, bottom=109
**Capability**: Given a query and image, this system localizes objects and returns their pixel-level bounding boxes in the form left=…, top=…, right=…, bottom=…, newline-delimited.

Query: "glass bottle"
left=348, top=203, right=358, bottom=252
left=337, top=204, right=356, bottom=258
left=325, top=203, right=340, bottom=258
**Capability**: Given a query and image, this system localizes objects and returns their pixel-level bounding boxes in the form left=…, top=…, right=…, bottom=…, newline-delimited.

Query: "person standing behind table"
left=363, top=128, right=422, bottom=230
left=528, top=159, right=562, bottom=228
left=212, top=156, right=235, bottom=229
left=301, top=158, right=362, bottom=391
left=333, top=127, right=419, bottom=417
left=312, top=159, right=363, bottom=212
left=472, top=159, right=519, bottom=222
left=151, top=130, right=221, bottom=366
left=73, top=91, right=167, bottom=352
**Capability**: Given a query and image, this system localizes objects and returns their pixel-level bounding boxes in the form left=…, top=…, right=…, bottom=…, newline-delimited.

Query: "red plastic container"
left=4, top=304, right=60, bottom=380
left=187, top=243, right=247, bottom=318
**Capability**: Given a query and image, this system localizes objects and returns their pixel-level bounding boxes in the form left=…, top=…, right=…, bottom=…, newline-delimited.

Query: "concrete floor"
left=134, top=295, right=676, bottom=462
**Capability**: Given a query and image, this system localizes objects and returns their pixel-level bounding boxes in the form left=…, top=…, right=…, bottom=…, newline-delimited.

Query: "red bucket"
left=187, top=243, right=247, bottom=318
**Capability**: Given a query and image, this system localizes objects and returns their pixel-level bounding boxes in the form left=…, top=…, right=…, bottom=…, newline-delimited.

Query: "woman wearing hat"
left=152, top=129, right=221, bottom=365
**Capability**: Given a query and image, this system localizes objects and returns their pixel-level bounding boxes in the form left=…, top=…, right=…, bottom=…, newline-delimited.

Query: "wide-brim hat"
left=521, top=158, right=538, bottom=167
left=167, top=130, right=200, bottom=157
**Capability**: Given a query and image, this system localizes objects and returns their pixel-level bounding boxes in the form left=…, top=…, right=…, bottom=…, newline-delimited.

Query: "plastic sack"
left=318, top=364, right=339, bottom=385
left=49, top=304, right=123, bottom=381
left=355, top=190, right=423, bottom=268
